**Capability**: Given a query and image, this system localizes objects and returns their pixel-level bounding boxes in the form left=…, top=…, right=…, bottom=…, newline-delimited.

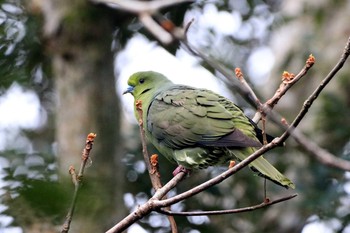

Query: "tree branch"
left=286, top=37, right=350, bottom=129
left=139, top=13, right=173, bottom=44
left=253, top=55, right=315, bottom=122
left=235, top=67, right=261, bottom=105
left=134, top=100, right=187, bottom=194
left=266, top=54, right=315, bottom=108
left=61, top=133, right=97, bottom=233
left=135, top=100, right=178, bottom=232
left=92, top=0, right=193, bottom=14
left=135, top=100, right=163, bottom=190
left=284, top=128, right=350, bottom=171
left=106, top=172, right=186, bottom=233
left=157, top=193, right=297, bottom=216
left=91, top=0, right=191, bottom=44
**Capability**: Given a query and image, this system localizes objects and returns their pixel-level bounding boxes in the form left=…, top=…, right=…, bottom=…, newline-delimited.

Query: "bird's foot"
left=172, top=165, right=191, bottom=176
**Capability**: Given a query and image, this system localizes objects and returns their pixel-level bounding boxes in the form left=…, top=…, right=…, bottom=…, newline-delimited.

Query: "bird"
left=123, top=71, right=295, bottom=189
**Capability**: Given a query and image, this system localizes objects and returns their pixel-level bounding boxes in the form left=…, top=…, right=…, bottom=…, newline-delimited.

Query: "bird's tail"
left=232, top=148, right=295, bottom=189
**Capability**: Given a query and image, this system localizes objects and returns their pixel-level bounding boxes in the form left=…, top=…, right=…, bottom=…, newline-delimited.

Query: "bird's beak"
left=123, top=86, right=134, bottom=95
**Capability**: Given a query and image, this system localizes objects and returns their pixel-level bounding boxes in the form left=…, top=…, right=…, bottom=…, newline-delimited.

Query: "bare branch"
left=135, top=100, right=163, bottom=190
left=253, top=55, right=315, bottom=122
left=288, top=37, right=350, bottom=129
left=266, top=54, right=315, bottom=108
left=157, top=194, right=297, bottom=216
left=106, top=201, right=153, bottom=233
left=135, top=100, right=178, bottom=232
left=61, top=133, right=97, bottom=233
left=106, top=172, right=186, bottom=233
left=286, top=128, right=350, bottom=171
left=181, top=39, right=259, bottom=107
left=184, top=18, right=195, bottom=39
left=235, top=67, right=261, bottom=105
left=92, top=0, right=194, bottom=14
left=139, top=13, right=173, bottom=44
left=68, top=166, right=78, bottom=186
left=91, top=0, right=192, bottom=44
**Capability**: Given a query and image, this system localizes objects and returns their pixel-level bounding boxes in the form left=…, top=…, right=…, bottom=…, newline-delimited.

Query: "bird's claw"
left=172, top=165, right=190, bottom=176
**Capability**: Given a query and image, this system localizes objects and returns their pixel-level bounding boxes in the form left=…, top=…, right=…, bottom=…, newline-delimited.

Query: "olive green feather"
left=124, top=71, right=295, bottom=189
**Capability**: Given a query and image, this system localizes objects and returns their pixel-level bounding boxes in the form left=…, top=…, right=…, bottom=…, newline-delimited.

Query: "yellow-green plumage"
left=124, top=71, right=295, bottom=189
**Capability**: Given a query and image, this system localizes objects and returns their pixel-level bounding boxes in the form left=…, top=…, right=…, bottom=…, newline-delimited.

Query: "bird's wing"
left=147, top=86, right=261, bottom=149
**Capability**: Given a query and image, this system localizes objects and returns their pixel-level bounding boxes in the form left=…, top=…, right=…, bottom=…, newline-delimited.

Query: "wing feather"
left=147, top=86, right=260, bottom=149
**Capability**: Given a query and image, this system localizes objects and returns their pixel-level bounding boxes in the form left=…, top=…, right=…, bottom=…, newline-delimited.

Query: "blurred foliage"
left=0, top=150, right=66, bottom=227
left=0, top=0, right=56, bottom=231
left=315, top=74, right=350, bottom=155
left=208, top=1, right=277, bottom=60
left=0, top=0, right=48, bottom=89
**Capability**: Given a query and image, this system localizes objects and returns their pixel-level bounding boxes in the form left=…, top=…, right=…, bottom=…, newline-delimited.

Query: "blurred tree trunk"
left=28, top=0, right=126, bottom=232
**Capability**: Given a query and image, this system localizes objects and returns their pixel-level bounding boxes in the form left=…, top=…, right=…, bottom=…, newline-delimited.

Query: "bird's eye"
left=139, top=79, right=145, bottom=84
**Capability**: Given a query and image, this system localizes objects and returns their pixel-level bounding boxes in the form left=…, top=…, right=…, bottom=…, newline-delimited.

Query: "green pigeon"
left=124, top=71, right=295, bottom=189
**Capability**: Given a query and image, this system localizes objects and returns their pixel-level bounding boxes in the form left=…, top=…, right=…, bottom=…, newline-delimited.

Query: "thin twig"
left=135, top=100, right=163, bottom=190
left=157, top=193, right=297, bottom=216
left=234, top=68, right=268, bottom=143
left=61, top=133, right=97, bottom=233
left=266, top=54, right=315, bottom=108
left=69, top=166, right=78, bottom=186
left=285, top=128, right=350, bottom=171
left=184, top=18, right=195, bottom=40
left=235, top=67, right=261, bottom=105
left=252, top=55, right=315, bottom=123
left=135, top=100, right=178, bottom=233
left=181, top=39, right=259, bottom=107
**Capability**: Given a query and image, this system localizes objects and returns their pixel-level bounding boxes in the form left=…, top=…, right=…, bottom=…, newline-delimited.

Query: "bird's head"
left=123, top=71, right=172, bottom=99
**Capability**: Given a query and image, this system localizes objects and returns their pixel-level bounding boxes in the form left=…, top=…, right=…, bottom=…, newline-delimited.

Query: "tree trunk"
left=32, top=0, right=126, bottom=232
